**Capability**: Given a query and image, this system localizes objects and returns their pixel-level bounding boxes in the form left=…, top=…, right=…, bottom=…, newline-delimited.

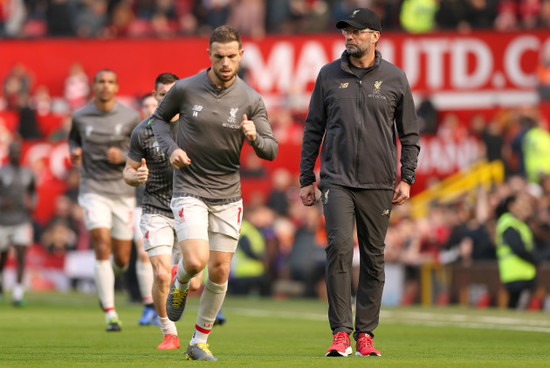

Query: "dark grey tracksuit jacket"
left=300, top=50, right=420, bottom=338
left=300, top=50, right=420, bottom=190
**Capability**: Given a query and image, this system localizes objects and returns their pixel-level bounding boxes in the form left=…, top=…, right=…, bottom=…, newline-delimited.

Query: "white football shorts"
left=78, top=192, right=135, bottom=240
left=171, top=196, right=242, bottom=252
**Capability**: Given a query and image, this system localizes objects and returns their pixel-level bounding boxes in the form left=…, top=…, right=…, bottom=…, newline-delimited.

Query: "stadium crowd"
left=1, top=3, right=550, bottom=310
left=1, top=0, right=550, bottom=39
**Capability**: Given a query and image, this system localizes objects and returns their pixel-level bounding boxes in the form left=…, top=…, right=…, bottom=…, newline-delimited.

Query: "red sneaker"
left=355, top=333, right=381, bottom=356
left=157, top=334, right=180, bottom=350
left=326, top=332, right=352, bottom=357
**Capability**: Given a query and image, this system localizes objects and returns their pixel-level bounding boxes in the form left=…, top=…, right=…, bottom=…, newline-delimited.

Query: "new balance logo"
left=192, top=105, right=203, bottom=117
left=339, top=83, right=349, bottom=89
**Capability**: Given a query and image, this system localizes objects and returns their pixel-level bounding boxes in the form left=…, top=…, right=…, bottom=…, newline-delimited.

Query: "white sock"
left=158, top=316, right=178, bottom=336
left=12, top=283, right=24, bottom=301
left=136, top=260, right=154, bottom=304
left=190, top=279, right=227, bottom=345
left=95, top=260, right=115, bottom=311
left=105, top=309, right=118, bottom=323
left=175, top=258, right=192, bottom=290
left=110, top=255, right=128, bottom=276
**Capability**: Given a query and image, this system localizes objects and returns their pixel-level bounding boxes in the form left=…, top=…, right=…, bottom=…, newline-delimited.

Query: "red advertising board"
left=0, top=31, right=547, bottom=110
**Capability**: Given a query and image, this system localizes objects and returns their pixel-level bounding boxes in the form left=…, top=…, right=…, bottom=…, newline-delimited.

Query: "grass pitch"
left=1, top=291, right=550, bottom=367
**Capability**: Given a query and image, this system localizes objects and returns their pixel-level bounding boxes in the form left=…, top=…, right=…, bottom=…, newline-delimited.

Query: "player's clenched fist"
left=169, top=148, right=191, bottom=169
left=241, top=114, right=256, bottom=142
left=107, top=146, right=123, bottom=164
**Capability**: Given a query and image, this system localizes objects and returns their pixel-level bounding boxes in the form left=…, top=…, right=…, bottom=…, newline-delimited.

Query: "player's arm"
left=149, top=85, right=190, bottom=169
left=68, top=116, right=82, bottom=165
left=300, top=72, right=326, bottom=189
left=243, top=97, right=278, bottom=161
left=395, top=74, right=420, bottom=186
left=123, top=158, right=148, bottom=187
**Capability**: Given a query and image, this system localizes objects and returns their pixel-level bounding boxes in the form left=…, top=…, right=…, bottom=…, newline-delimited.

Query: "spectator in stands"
left=265, top=0, right=292, bottom=33
left=435, top=0, right=469, bottom=31
left=64, top=63, right=90, bottom=112
left=41, top=217, right=77, bottom=256
left=32, top=85, right=52, bottom=116
left=400, top=0, right=439, bottom=33
left=519, top=0, right=541, bottom=29
left=229, top=206, right=271, bottom=296
left=267, top=168, right=293, bottom=217
left=0, top=140, right=37, bottom=306
left=3, top=63, right=32, bottom=111
left=46, top=0, right=75, bottom=36
left=107, top=0, right=137, bottom=37
left=536, top=43, right=550, bottom=100
left=287, top=204, right=326, bottom=298
left=416, top=96, right=438, bottom=134
left=15, top=92, right=42, bottom=140
left=194, top=0, right=230, bottom=34
left=519, top=115, right=550, bottom=184
left=463, top=0, right=497, bottom=29
left=538, top=0, right=550, bottom=28
left=494, top=0, right=518, bottom=31
left=75, top=0, right=109, bottom=37
left=0, top=0, right=26, bottom=37
left=469, top=113, right=505, bottom=163
left=227, top=0, right=265, bottom=38
left=495, top=192, right=538, bottom=309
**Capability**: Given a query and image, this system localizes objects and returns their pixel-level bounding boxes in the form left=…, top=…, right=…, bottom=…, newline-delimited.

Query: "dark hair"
left=209, top=25, right=241, bottom=49
left=495, top=195, right=516, bottom=219
left=93, top=69, right=117, bottom=83
left=154, top=72, right=179, bottom=90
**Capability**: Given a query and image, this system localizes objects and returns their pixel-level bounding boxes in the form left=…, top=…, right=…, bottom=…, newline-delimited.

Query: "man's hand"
left=241, top=114, right=256, bottom=142
left=71, top=147, right=82, bottom=166
left=300, top=185, right=316, bottom=207
left=392, top=181, right=411, bottom=205
left=169, top=148, right=191, bottom=169
left=135, top=158, right=148, bottom=184
left=107, top=147, right=123, bottom=164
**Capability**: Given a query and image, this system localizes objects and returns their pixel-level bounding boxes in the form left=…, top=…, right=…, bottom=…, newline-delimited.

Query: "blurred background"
left=1, top=0, right=550, bottom=310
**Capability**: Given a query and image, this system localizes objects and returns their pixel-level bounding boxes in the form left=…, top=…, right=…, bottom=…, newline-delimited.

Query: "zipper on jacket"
left=355, top=79, right=363, bottom=185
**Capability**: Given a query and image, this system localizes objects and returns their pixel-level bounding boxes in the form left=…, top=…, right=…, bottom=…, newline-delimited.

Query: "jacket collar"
left=340, top=49, right=382, bottom=75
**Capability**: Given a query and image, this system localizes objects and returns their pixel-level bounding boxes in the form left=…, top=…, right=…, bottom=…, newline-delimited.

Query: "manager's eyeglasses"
left=341, top=28, right=378, bottom=37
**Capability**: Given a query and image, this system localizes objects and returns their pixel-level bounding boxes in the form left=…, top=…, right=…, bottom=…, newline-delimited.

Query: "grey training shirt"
left=127, top=118, right=175, bottom=218
left=69, top=102, right=140, bottom=197
left=0, top=164, right=35, bottom=226
left=150, top=70, right=278, bottom=202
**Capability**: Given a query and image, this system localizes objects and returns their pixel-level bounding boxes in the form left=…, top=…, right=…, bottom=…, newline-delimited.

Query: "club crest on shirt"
left=368, top=80, right=387, bottom=100
left=222, top=107, right=240, bottom=129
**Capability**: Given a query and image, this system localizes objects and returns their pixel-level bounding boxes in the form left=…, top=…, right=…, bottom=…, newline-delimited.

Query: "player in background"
left=69, top=69, right=141, bottom=331
left=0, top=140, right=36, bottom=307
left=149, top=25, right=278, bottom=360
left=134, top=93, right=159, bottom=327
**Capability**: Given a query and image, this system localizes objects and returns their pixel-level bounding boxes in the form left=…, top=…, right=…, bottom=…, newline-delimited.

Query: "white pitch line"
left=222, top=307, right=550, bottom=333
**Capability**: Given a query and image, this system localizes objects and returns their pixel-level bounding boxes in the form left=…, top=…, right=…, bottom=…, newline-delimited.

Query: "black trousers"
left=321, top=185, right=393, bottom=341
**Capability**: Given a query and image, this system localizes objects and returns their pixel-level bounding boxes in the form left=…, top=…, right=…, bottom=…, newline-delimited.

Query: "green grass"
left=1, top=291, right=550, bottom=367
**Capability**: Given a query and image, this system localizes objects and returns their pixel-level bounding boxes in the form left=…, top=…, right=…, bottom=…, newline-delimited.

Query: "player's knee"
left=154, top=266, right=171, bottom=287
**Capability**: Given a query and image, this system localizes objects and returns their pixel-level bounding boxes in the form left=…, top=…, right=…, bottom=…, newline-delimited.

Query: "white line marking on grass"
left=224, top=307, right=550, bottom=333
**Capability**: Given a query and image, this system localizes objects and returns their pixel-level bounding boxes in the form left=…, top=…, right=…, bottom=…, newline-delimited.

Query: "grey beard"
left=346, top=46, right=365, bottom=58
